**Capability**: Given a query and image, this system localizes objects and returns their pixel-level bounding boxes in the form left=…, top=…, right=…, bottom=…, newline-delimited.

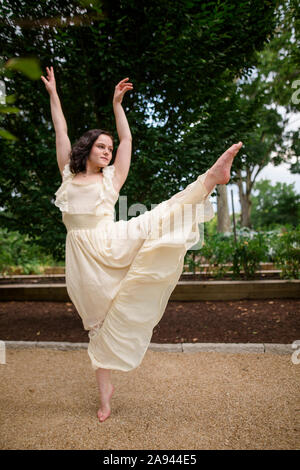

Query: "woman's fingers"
left=43, top=66, right=55, bottom=82
left=115, top=85, right=133, bottom=96
left=116, top=77, right=132, bottom=87
left=120, top=86, right=133, bottom=95
left=119, top=82, right=133, bottom=88
left=46, top=65, right=54, bottom=75
left=41, top=67, right=55, bottom=84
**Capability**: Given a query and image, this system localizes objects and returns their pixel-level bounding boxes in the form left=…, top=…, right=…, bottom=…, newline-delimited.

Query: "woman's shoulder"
left=103, top=164, right=115, bottom=176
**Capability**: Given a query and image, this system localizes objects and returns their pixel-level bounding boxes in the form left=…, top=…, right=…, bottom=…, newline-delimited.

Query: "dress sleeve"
left=62, top=162, right=72, bottom=182
left=102, top=164, right=118, bottom=195
left=54, top=162, right=73, bottom=213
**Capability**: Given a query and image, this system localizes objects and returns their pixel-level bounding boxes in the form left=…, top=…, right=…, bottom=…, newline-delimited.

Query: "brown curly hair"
left=69, top=129, right=114, bottom=174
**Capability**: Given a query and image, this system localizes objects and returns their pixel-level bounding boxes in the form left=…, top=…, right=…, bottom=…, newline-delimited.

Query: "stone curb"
left=3, top=341, right=294, bottom=355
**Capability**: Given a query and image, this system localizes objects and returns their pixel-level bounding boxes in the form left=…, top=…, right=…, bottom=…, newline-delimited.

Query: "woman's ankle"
left=95, top=368, right=112, bottom=385
left=203, top=170, right=216, bottom=194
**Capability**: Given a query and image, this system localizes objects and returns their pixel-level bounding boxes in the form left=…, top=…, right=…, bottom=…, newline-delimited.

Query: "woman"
left=41, top=66, right=242, bottom=423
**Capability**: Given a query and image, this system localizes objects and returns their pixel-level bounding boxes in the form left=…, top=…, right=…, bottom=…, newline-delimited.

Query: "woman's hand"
left=41, top=66, right=57, bottom=95
left=113, top=78, right=133, bottom=105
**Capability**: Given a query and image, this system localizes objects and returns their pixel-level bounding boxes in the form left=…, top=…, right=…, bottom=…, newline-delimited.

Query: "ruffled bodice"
left=54, top=162, right=119, bottom=218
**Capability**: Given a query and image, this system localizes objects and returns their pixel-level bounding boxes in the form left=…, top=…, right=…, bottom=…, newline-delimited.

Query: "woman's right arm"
left=41, top=66, right=71, bottom=176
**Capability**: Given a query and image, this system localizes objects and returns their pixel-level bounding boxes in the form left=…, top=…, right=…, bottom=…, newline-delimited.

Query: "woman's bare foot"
left=95, top=368, right=115, bottom=423
left=97, top=382, right=115, bottom=423
left=204, top=142, right=243, bottom=193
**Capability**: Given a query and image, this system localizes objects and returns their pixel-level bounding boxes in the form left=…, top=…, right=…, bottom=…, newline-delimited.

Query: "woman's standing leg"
left=95, top=368, right=115, bottom=422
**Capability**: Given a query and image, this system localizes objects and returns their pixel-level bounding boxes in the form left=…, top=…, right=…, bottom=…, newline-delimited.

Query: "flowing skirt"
left=64, top=171, right=215, bottom=371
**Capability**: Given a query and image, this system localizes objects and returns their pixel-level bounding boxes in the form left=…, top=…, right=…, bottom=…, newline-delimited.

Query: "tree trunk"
left=237, top=169, right=252, bottom=228
left=239, top=191, right=252, bottom=227
left=217, top=184, right=231, bottom=233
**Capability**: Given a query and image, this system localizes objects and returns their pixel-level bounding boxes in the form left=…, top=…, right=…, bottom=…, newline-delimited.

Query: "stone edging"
left=3, top=341, right=294, bottom=355
left=1, top=280, right=300, bottom=301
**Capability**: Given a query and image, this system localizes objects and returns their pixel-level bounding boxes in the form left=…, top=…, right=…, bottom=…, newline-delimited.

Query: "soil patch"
left=0, top=299, right=299, bottom=344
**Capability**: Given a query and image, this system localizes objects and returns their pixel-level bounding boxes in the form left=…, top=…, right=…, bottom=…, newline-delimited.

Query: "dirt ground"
left=0, top=348, right=299, bottom=450
left=0, top=299, right=299, bottom=344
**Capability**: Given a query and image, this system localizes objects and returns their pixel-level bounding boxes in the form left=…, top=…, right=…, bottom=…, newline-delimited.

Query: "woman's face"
left=89, top=134, right=113, bottom=167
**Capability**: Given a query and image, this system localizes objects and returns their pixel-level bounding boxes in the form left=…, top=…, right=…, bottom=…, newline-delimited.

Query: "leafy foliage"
left=232, top=234, right=267, bottom=279
left=251, top=179, right=300, bottom=228
left=0, top=227, right=57, bottom=275
left=186, top=226, right=300, bottom=279
left=0, top=0, right=279, bottom=258
left=273, top=227, right=300, bottom=279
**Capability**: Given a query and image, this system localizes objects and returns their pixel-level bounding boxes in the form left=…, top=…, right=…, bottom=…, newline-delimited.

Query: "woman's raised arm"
left=112, top=78, right=133, bottom=190
left=41, top=66, right=71, bottom=176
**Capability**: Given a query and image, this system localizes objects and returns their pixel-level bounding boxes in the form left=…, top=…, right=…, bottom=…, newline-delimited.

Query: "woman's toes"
left=98, top=408, right=111, bottom=422
left=228, top=142, right=243, bottom=158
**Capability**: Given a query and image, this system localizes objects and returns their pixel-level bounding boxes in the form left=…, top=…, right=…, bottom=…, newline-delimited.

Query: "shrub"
left=200, top=233, right=233, bottom=278
left=273, top=227, right=300, bottom=279
left=0, top=228, right=58, bottom=275
left=232, top=233, right=267, bottom=279
left=184, top=228, right=286, bottom=279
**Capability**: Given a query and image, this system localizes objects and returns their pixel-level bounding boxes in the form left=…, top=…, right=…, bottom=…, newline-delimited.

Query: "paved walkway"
left=0, top=346, right=299, bottom=449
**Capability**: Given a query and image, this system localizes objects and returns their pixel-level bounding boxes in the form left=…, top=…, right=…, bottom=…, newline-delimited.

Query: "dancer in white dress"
left=42, top=66, right=243, bottom=422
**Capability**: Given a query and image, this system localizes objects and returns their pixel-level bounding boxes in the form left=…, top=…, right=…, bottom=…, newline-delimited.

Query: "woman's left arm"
left=112, top=78, right=133, bottom=190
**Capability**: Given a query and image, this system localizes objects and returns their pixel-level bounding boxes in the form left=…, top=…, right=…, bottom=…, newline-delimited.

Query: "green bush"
left=0, top=228, right=60, bottom=275
left=273, top=227, right=300, bottom=279
left=200, top=233, right=233, bottom=278
left=184, top=226, right=300, bottom=279
left=232, top=233, right=267, bottom=279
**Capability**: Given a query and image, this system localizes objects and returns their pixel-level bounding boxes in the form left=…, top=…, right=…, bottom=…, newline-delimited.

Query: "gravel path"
left=0, top=348, right=299, bottom=450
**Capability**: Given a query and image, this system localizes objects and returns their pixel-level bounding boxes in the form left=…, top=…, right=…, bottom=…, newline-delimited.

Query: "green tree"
left=256, top=0, right=300, bottom=111
left=225, top=0, right=300, bottom=227
left=0, top=0, right=279, bottom=259
left=253, top=0, right=300, bottom=174
left=251, top=179, right=300, bottom=228
left=234, top=97, right=286, bottom=227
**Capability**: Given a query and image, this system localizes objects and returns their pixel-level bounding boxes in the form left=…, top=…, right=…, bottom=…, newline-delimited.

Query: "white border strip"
left=3, top=341, right=293, bottom=355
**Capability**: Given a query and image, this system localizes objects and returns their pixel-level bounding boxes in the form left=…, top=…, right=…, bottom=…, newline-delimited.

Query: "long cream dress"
left=54, top=162, right=215, bottom=372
